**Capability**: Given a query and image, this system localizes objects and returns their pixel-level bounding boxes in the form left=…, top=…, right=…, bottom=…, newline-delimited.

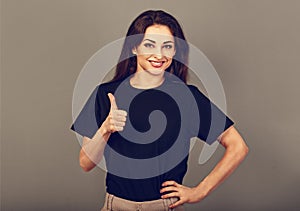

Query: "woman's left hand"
left=160, top=181, right=206, bottom=209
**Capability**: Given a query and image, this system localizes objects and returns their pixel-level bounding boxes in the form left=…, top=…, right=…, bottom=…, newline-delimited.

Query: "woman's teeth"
left=149, top=61, right=164, bottom=68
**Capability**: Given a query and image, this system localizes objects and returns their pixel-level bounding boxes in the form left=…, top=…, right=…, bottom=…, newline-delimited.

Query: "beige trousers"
left=101, top=192, right=185, bottom=211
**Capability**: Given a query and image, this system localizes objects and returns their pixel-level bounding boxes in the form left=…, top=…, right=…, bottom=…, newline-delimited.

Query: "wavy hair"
left=112, top=10, right=189, bottom=83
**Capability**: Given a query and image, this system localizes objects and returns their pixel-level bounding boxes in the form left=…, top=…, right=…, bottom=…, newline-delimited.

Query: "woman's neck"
left=130, top=71, right=165, bottom=89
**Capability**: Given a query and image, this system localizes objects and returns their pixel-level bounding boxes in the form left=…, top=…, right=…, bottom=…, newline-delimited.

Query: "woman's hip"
left=100, top=192, right=184, bottom=211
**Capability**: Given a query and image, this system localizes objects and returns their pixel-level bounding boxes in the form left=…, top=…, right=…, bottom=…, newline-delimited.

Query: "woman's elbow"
left=223, top=138, right=249, bottom=161
left=221, top=126, right=249, bottom=159
left=82, top=167, right=93, bottom=172
left=236, top=140, right=249, bottom=161
left=241, top=143, right=249, bottom=158
left=79, top=159, right=93, bottom=172
left=79, top=156, right=95, bottom=172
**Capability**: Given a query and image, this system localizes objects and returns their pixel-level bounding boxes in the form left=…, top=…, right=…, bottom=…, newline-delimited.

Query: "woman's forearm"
left=159, top=136, right=248, bottom=209
left=195, top=127, right=249, bottom=200
left=196, top=143, right=248, bottom=198
left=79, top=93, right=127, bottom=172
left=79, top=122, right=111, bottom=172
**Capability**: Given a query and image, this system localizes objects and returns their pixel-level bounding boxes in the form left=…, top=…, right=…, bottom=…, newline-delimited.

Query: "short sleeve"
left=189, top=85, right=234, bottom=145
left=70, top=85, right=102, bottom=139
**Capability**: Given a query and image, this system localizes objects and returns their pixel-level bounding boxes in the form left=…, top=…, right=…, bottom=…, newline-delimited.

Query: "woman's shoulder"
left=97, top=79, right=124, bottom=92
left=186, top=84, right=205, bottom=96
left=166, top=80, right=201, bottom=94
left=186, top=84, right=198, bottom=91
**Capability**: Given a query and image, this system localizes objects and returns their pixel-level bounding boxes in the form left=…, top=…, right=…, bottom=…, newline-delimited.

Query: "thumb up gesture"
left=104, top=93, right=127, bottom=133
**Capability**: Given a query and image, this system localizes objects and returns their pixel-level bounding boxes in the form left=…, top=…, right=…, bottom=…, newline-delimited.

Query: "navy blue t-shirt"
left=70, top=73, right=234, bottom=201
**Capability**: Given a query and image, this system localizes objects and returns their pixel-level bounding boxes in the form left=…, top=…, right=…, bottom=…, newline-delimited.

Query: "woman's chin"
left=146, top=68, right=165, bottom=76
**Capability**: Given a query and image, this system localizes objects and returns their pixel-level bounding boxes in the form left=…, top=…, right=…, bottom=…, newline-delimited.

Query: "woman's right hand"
left=79, top=93, right=127, bottom=171
left=103, top=93, right=127, bottom=134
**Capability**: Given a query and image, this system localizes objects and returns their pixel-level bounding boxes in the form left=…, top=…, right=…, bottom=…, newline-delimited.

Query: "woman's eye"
left=144, top=43, right=155, bottom=48
left=163, top=45, right=173, bottom=49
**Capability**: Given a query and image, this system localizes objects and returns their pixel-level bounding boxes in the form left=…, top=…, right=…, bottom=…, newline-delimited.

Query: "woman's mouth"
left=149, top=60, right=165, bottom=68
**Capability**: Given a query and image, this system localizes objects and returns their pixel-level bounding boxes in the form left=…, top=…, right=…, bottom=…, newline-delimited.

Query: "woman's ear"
left=132, top=47, right=137, bottom=55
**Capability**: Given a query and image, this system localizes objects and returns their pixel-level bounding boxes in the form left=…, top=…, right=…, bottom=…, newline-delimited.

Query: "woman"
left=71, top=10, right=248, bottom=210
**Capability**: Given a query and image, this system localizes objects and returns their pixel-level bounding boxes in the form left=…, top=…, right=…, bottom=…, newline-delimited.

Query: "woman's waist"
left=103, top=192, right=183, bottom=211
left=106, top=173, right=184, bottom=202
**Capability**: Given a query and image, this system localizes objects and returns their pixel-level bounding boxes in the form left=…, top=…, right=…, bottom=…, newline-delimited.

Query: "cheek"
left=163, top=60, right=173, bottom=70
left=166, top=58, right=173, bottom=66
left=138, top=54, right=150, bottom=60
left=136, top=55, right=147, bottom=64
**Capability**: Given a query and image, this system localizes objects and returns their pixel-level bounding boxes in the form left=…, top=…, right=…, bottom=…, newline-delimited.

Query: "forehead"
left=143, top=25, right=174, bottom=42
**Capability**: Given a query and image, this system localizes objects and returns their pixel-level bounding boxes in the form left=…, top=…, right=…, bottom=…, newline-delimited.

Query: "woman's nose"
left=154, top=53, right=163, bottom=59
left=153, top=48, right=163, bottom=59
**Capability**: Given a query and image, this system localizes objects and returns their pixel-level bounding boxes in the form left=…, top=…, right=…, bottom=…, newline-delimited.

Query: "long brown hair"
left=112, top=10, right=189, bottom=83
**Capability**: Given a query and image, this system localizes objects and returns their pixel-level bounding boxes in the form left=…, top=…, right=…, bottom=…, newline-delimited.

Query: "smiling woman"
left=131, top=25, right=176, bottom=88
left=70, top=9, right=248, bottom=211
left=112, top=10, right=189, bottom=84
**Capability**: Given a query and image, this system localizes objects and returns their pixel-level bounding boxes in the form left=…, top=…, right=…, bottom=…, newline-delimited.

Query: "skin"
left=79, top=24, right=249, bottom=209
left=130, top=24, right=176, bottom=89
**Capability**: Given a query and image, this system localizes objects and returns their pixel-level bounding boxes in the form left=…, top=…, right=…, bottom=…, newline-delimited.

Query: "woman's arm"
left=79, top=93, right=127, bottom=172
left=79, top=125, right=111, bottom=172
left=160, top=126, right=249, bottom=208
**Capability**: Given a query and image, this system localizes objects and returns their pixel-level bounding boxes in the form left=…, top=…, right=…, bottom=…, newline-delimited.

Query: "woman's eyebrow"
left=163, top=41, right=174, bottom=44
left=143, top=39, right=174, bottom=44
left=143, top=39, right=156, bottom=43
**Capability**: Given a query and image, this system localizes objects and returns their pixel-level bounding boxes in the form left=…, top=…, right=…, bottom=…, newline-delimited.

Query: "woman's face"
left=132, top=24, right=176, bottom=76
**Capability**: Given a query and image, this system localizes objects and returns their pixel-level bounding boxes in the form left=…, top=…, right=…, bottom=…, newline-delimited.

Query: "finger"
left=161, top=191, right=180, bottom=199
left=160, top=186, right=178, bottom=193
left=108, top=93, right=118, bottom=110
left=108, top=125, right=124, bottom=132
left=111, top=115, right=127, bottom=123
left=113, top=109, right=127, bottom=117
left=169, top=199, right=184, bottom=209
left=108, top=118, right=126, bottom=127
left=109, top=110, right=127, bottom=120
left=110, top=112, right=127, bottom=123
left=113, top=121, right=126, bottom=127
left=114, top=126, right=124, bottom=131
left=162, top=181, right=179, bottom=187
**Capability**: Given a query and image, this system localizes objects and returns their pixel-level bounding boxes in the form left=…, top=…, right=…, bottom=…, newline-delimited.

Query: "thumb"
left=108, top=93, right=118, bottom=110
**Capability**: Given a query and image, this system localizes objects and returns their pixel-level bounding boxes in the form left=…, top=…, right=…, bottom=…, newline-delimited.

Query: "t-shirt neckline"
left=127, top=76, right=166, bottom=91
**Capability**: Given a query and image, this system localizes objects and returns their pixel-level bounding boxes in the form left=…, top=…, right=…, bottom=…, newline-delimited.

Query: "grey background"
left=1, top=0, right=300, bottom=210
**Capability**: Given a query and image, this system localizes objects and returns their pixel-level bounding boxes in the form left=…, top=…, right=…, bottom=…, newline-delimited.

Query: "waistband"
left=103, top=192, right=184, bottom=211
